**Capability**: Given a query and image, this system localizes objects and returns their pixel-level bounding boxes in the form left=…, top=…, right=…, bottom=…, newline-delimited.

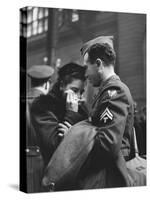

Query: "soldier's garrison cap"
left=80, top=35, right=114, bottom=56
left=27, top=65, right=54, bottom=79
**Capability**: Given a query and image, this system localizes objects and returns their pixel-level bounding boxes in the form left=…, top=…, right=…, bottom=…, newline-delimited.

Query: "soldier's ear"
left=44, top=81, right=50, bottom=93
left=96, top=58, right=102, bottom=67
left=43, top=82, right=46, bottom=90
left=96, top=58, right=103, bottom=73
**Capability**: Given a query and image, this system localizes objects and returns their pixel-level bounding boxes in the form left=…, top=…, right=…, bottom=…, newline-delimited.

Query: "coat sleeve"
left=31, top=99, right=89, bottom=162
left=31, top=102, right=60, bottom=162
left=93, top=86, right=130, bottom=158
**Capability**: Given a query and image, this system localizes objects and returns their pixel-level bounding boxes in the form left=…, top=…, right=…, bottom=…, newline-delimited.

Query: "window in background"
left=20, top=7, right=49, bottom=38
left=57, top=8, right=80, bottom=32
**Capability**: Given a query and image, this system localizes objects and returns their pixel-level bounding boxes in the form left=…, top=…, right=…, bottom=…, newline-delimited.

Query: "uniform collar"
left=91, top=74, right=120, bottom=108
left=99, top=74, right=120, bottom=91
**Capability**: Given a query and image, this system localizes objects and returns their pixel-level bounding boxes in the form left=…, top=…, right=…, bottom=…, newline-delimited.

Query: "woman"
left=31, top=62, right=88, bottom=166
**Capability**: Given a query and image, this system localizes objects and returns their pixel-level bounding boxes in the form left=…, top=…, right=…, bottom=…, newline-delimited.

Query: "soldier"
left=30, top=62, right=88, bottom=168
left=77, top=35, right=145, bottom=188
left=27, top=65, right=54, bottom=147
left=26, top=65, right=54, bottom=192
left=27, top=65, right=54, bottom=104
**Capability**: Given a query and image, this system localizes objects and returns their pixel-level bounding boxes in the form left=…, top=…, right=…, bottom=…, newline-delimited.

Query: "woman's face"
left=62, top=79, right=85, bottom=99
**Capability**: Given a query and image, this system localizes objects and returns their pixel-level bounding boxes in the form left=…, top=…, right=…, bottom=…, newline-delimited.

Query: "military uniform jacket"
left=30, top=87, right=88, bottom=166
left=27, top=88, right=44, bottom=147
left=78, top=75, right=134, bottom=188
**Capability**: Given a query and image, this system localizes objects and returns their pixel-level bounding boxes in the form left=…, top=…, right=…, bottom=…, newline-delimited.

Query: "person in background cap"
left=77, top=36, right=146, bottom=189
left=27, top=65, right=54, bottom=98
left=30, top=62, right=88, bottom=171
left=26, top=64, right=54, bottom=192
left=27, top=64, right=54, bottom=148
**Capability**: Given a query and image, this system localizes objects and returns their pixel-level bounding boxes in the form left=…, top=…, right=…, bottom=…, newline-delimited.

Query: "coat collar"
left=92, top=74, right=120, bottom=107
left=98, top=74, right=120, bottom=92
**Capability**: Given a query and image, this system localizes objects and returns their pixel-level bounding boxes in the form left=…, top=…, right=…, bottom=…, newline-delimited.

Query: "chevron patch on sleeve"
left=100, top=107, right=113, bottom=123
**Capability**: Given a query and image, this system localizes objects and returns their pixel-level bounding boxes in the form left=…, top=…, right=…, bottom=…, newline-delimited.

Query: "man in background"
left=26, top=65, right=54, bottom=192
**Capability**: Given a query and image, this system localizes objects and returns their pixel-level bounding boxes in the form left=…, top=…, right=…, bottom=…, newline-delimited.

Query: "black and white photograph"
left=19, top=6, right=147, bottom=193
left=1, top=0, right=150, bottom=199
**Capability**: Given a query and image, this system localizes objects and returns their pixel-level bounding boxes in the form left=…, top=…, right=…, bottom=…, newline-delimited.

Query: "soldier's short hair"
left=87, top=43, right=116, bottom=66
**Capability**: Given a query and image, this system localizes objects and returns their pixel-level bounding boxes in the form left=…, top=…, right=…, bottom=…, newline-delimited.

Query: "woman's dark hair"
left=87, top=43, right=116, bottom=66
left=57, top=62, right=86, bottom=85
left=51, top=63, right=86, bottom=96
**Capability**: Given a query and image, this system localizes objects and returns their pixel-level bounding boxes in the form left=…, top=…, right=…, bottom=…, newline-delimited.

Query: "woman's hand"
left=58, top=121, right=72, bottom=137
left=65, top=89, right=79, bottom=112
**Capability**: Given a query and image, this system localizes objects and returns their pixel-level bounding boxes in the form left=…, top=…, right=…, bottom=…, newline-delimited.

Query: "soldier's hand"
left=65, top=89, right=79, bottom=112
left=58, top=121, right=72, bottom=137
